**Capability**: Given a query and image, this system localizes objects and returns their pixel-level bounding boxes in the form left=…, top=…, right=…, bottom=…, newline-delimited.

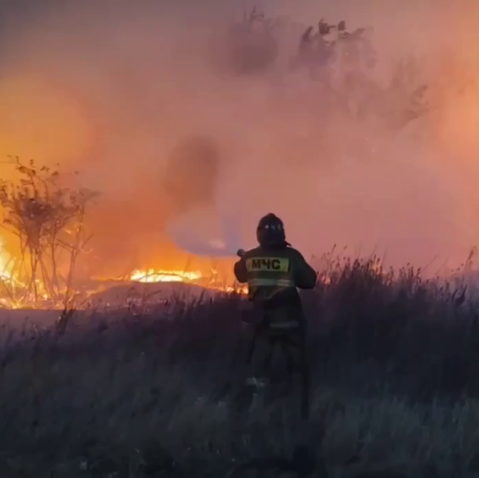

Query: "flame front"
left=0, top=239, right=11, bottom=281
left=0, top=225, right=245, bottom=309
left=130, top=269, right=203, bottom=283
left=129, top=267, right=247, bottom=294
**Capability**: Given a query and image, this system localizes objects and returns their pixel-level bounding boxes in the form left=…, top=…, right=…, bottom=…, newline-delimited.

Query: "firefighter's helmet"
left=256, top=213, right=288, bottom=247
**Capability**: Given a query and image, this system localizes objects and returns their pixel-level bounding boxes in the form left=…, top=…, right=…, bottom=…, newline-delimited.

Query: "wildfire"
left=0, top=232, right=246, bottom=309
left=129, top=267, right=247, bottom=294
left=130, top=269, right=203, bottom=283
left=0, top=238, right=12, bottom=281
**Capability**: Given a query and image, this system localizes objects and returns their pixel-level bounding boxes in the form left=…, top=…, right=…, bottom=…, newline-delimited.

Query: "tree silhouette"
left=0, top=157, right=98, bottom=308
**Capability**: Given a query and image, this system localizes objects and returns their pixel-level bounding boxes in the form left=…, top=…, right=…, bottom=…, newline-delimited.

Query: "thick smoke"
left=0, top=0, right=479, bottom=277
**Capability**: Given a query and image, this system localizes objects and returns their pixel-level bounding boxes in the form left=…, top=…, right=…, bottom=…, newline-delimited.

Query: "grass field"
left=1, top=258, right=479, bottom=477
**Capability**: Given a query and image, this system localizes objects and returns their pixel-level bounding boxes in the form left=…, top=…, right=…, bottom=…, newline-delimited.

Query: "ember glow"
left=130, top=269, right=203, bottom=283
left=0, top=239, right=11, bottom=281
left=129, top=268, right=247, bottom=294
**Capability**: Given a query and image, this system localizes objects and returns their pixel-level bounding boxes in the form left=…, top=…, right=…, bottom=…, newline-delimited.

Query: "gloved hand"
left=237, top=248, right=245, bottom=258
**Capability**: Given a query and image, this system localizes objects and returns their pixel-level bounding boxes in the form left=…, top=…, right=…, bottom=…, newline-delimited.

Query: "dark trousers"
left=246, top=309, right=310, bottom=420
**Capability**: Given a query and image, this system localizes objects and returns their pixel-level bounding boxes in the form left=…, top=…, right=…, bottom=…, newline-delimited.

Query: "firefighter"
left=233, top=213, right=316, bottom=413
left=234, top=213, right=317, bottom=313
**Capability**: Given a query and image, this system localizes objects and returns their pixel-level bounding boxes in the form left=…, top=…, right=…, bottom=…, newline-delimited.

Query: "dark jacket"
left=234, top=245, right=317, bottom=310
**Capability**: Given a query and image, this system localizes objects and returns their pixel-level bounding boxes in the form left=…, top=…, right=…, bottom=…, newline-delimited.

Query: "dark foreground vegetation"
left=1, top=258, right=479, bottom=477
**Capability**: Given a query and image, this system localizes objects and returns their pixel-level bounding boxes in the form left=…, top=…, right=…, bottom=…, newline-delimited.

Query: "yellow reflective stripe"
left=246, top=257, right=290, bottom=272
left=247, top=278, right=295, bottom=287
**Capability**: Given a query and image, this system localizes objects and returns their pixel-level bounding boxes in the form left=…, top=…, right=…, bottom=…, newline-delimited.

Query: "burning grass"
left=0, top=259, right=478, bottom=477
left=0, top=157, right=249, bottom=310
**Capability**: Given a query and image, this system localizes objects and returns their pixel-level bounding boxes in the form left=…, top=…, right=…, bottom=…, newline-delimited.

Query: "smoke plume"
left=0, top=0, right=479, bottom=277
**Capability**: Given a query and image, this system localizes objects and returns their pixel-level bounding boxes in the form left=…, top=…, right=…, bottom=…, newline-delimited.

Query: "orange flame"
left=0, top=235, right=246, bottom=308
left=0, top=239, right=11, bottom=281
left=130, top=268, right=203, bottom=283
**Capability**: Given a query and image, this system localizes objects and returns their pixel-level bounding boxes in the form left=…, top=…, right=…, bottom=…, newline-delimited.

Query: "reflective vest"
left=245, top=255, right=295, bottom=302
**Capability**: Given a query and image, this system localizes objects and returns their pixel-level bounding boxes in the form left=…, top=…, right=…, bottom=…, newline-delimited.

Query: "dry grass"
left=0, top=258, right=479, bottom=477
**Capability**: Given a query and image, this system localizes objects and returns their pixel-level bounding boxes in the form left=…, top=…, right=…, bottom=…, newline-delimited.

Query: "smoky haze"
left=0, top=0, right=479, bottom=277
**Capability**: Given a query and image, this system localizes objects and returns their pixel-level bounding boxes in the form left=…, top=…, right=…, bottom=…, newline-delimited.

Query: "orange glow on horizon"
left=0, top=75, right=92, bottom=169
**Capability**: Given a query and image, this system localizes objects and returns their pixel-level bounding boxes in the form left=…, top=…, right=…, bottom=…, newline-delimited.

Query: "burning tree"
left=0, top=157, right=98, bottom=308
